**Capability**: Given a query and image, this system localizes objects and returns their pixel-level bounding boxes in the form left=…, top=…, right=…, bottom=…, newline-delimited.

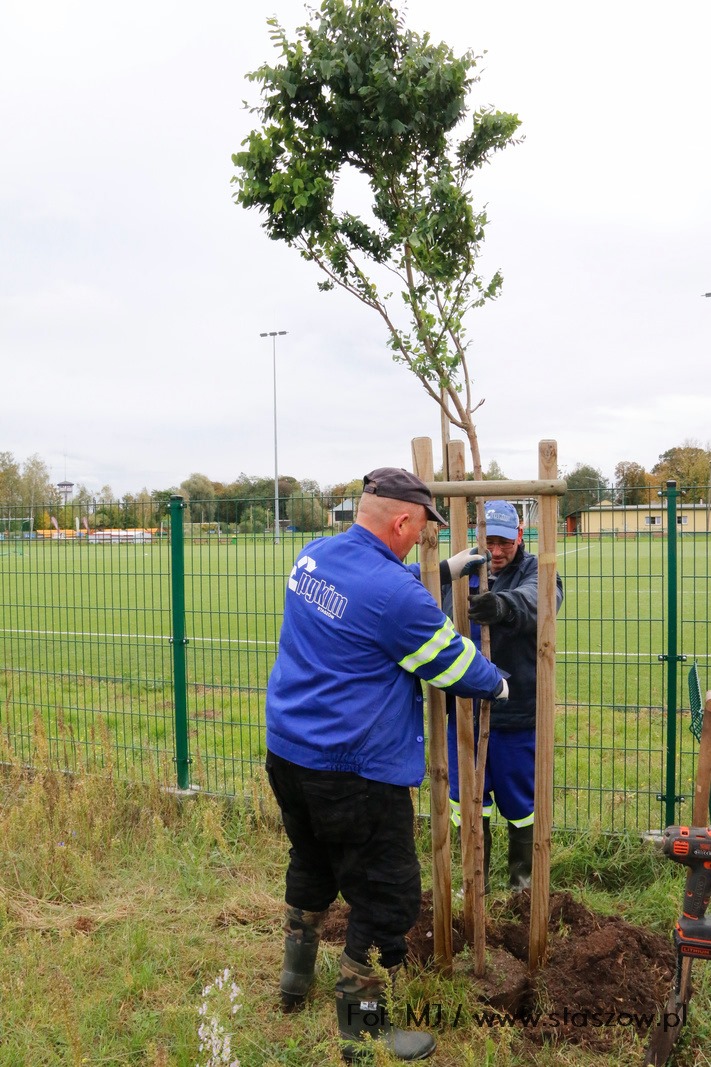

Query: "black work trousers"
left=265, top=751, right=421, bottom=968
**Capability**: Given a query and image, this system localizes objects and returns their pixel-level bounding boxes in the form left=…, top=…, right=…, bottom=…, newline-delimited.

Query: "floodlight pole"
left=260, top=330, right=287, bottom=544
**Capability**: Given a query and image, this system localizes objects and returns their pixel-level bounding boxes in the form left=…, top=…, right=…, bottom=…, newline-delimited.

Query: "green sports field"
left=0, top=531, right=708, bottom=832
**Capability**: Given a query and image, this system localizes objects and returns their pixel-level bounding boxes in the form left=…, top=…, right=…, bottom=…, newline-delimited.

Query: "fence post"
left=169, top=495, right=191, bottom=791
left=661, top=480, right=681, bottom=828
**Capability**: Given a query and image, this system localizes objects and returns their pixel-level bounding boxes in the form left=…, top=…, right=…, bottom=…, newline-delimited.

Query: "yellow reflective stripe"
left=509, top=813, right=534, bottom=828
left=398, top=618, right=456, bottom=673
left=449, top=799, right=461, bottom=827
left=482, top=806, right=494, bottom=819
left=428, top=636, right=477, bottom=689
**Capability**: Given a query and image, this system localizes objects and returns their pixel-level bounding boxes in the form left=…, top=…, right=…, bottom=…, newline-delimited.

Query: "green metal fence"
left=1, top=485, right=709, bottom=832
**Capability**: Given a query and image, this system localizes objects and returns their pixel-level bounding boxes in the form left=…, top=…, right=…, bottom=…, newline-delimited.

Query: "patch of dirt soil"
left=321, top=890, right=676, bottom=1051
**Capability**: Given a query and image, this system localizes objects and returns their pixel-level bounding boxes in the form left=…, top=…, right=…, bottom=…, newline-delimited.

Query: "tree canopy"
left=1, top=442, right=708, bottom=527
left=559, top=463, right=607, bottom=518
left=614, top=460, right=653, bottom=506
left=232, top=0, right=521, bottom=480
left=652, top=442, right=711, bottom=502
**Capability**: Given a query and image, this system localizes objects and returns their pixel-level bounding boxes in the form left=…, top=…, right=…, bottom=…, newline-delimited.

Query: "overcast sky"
left=2, top=0, right=710, bottom=497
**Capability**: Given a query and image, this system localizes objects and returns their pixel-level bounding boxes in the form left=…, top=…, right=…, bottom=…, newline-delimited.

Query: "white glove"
left=494, top=678, right=509, bottom=701
left=445, top=547, right=491, bottom=581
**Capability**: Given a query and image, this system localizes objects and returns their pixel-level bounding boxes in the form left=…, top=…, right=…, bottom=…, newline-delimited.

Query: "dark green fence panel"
left=176, top=497, right=330, bottom=797
left=555, top=483, right=708, bottom=833
left=0, top=503, right=176, bottom=781
left=1, top=489, right=709, bottom=832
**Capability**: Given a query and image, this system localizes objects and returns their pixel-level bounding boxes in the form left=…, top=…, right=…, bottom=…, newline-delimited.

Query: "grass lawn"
left=1, top=747, right=710, bottom=1067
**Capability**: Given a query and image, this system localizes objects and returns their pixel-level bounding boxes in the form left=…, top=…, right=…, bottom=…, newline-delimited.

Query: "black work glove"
left=468, top=591, right=511, bottom=625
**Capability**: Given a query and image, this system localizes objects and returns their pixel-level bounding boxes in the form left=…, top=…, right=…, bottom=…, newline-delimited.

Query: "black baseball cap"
left=362, top=467, right=448, bottom=526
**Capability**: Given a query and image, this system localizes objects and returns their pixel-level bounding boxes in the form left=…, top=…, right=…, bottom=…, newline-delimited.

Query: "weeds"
left=0, top=727, right=709, bottom=1066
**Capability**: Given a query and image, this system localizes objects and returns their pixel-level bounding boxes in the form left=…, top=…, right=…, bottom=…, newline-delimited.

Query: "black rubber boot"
left=335, top=951, right=436, bottom=1062
left=483, top=818, right=492, bottom=894
left=279, top=905, right=328, bottom=1012
left=507, top=822, right=533, bottom=891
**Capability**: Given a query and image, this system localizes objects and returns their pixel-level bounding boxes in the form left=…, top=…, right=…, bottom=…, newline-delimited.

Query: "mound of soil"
left=321, top=890, right=677, bottom=1051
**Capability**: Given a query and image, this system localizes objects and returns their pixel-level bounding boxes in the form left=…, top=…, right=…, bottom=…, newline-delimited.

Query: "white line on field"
left=0, top=627, right=278, bottom=648
left=1, top=628, right=707, bottom=659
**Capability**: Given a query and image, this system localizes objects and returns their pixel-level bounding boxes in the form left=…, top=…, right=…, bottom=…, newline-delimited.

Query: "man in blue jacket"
left=266, top=467, right=508, bottom=1062
left=446, top=500, right=563, bottom=892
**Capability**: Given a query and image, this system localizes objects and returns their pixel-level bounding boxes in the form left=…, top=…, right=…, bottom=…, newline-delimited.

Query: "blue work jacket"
left=266, top=524, right=506, bottom=786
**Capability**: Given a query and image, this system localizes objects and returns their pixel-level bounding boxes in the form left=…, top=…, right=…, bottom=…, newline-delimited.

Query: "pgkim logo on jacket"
left=288, top=555, right=348, bottom=620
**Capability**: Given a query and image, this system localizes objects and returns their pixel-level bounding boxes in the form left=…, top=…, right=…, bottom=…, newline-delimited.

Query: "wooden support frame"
left=412, top=437, right=565, bottom=974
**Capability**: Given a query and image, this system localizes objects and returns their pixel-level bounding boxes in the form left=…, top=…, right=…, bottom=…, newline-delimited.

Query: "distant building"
left=574, top=501, right=711, bottom=536
left=330, top=498, right=357, bottom=526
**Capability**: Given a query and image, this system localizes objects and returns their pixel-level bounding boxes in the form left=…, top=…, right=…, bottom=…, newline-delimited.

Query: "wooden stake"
left=528, top=440, right=558, bottom=972
left=412, top=437, right=452, bottom=974
left=447, top=442, right=483, bottom=948
left=409, top=439, right=565, bottom=977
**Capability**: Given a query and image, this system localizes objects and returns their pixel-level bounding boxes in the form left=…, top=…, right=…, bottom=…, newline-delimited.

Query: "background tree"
left=213, top=481, right=239, bottom=528
left=324, top=477, right=363, bottom=509
left=559, top=463, right=607, bottom=518
left=94, top=485, right=121, bottom=529
left=119, top=494, right=142, bottom=529
left=651, top=441, right=711, bottom=502
left=20, top=454, right=55, bottom=529
left=73, top=484, right=95, bottom=507
left=151, top=488, right=180, bottom=525
left=614, top=461, right=653, bottom=506
left=0, top=452, right=22, bottom=507
left=180, top=472, right=217, bottom=524
left=232, top=0, right=521, bottom=488
left=238, top=504, right=269, bottom=534
left=287, top=492, right=328, bottom=532
left=483, top=459, right=508, bottom=481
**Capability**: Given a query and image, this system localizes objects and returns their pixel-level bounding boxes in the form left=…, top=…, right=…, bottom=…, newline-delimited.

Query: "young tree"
left=232, top=0, right=520, bottom=484
left=234, top=4, right=522, bottom=974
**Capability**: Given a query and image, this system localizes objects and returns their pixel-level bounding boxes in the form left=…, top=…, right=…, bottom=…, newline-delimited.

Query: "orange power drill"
left=661, top=825, right=711, bottom=962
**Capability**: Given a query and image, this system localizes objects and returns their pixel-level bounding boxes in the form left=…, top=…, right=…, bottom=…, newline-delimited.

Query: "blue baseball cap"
left=484, top=500, right=520, bottom=540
